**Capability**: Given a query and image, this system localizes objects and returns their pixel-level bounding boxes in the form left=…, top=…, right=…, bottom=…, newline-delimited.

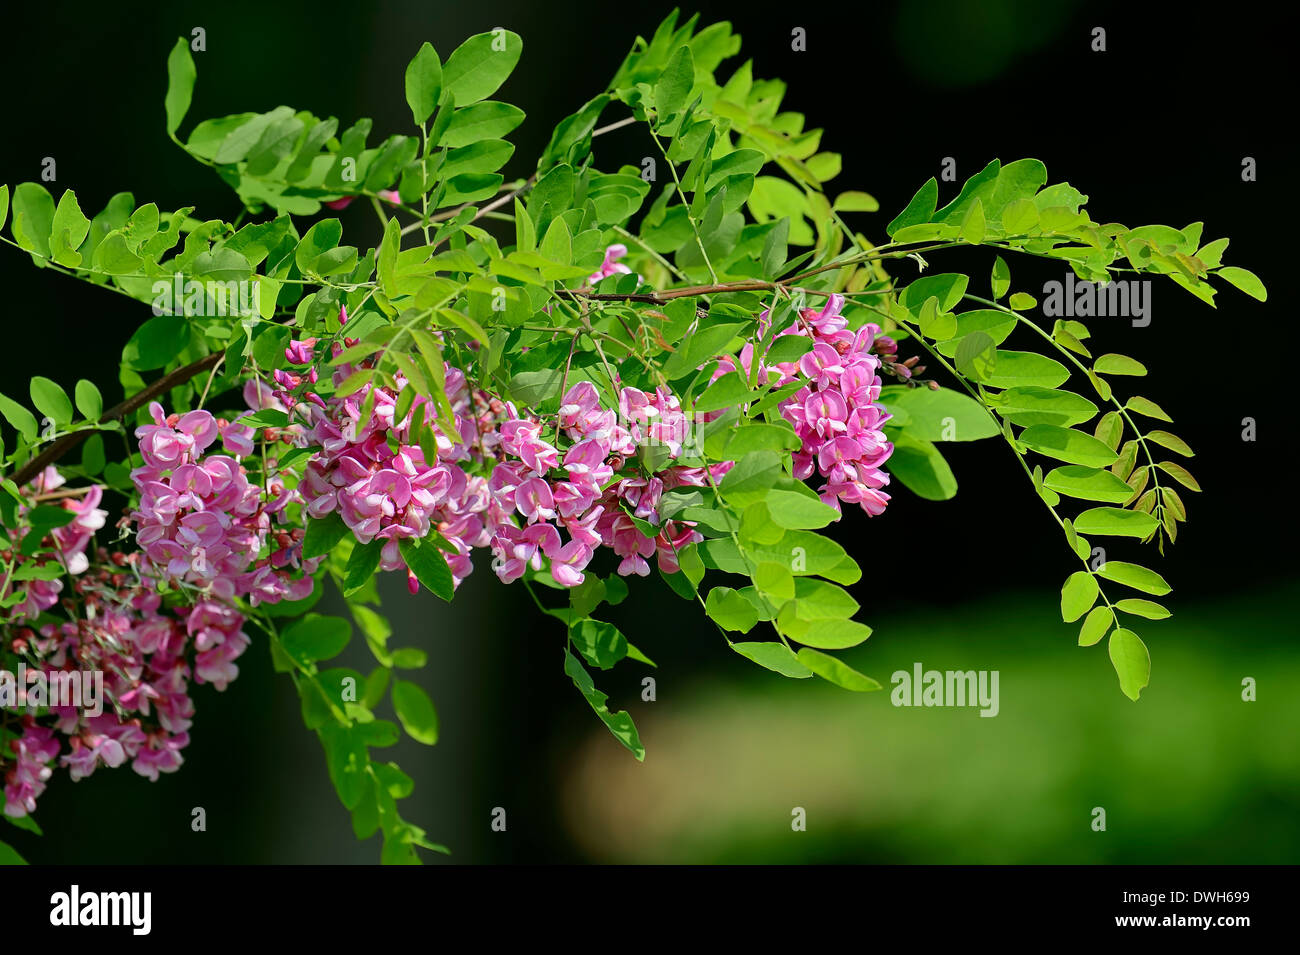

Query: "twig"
left=12, top=353, right=223, bottom=487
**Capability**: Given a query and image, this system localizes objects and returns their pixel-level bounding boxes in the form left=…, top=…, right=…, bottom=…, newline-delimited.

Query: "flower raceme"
left=2, top=253, right=898, bottom=823
left=2, top=456, right=269, bottom=817
left=284, top=283, right=894, bottom=597
left=714, top=293, right=895, bottom=516
left=131, top=401, right=320, bottom=605
left=292, top=328, right=719, bottom=593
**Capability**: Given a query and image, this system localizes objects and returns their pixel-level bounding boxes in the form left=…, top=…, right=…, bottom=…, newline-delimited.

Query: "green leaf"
left=1007, top=292, right=1037, bottom=311
left=881, top=385, right=998, bottom=442
left=281, top=613, right=351, bottom=665
left=320, top=723, right=368, bottom=810
left=0, top=392, right=38, bottom=440
left=1060, top=571, right=1098, bottom=623
left=439, top=101, right=526, bottom=148
left=442, top=30, right=522, bottom=106
left=1156, top=460, right=1201, bottom=492
left=764, top=489, right=839, bottom=529
left=754, top=560, right=795, bottom=600
left=901, top=273, right=968, bottom=312
left=982, top=351, right=1069, bottom=389
left=832, top=191, right=878, bottom=213
left=694, top=372, right=750, bottom=413
left=988, top=158, right=1048, bottom=212
left=29, top=377, right=73, bottom=427
left=1146, top=430, right=1194, bottom=458
left=303, top=512, right=350, bottom=559
left=81, top=433, right=106, bottom=474
left=789, top=578, right=859, bottom=621
left=398, top=537, right=454, bottom=601
left=1042, top=465, right=1134, bottom=503
left=1115, top=598, right=1170, bottom=620
left=766, top=334, right=815, bottom=365
left=49, top=190, right=90, bottom=266
left=960, top=197, right=986, bottom=243
left=1095, top=560, right=1171, bottom=596
left=1019, top=425, right=1118, bottom=467
left=705, top=586, right=759, bottom=632
left=1001, top=197, right=1039, bottom=234
left=655, top=45, right=696, bottom=118
left=1074, top=507, right=1160, bottom=539
left=391, top=679, right=439, bottom=745
left=1108, top=628, right=1150, bottom=701
left=1126, top=396, right=1173, bottom=422
left=1215, top=266, right=1266, bottom=301
left=718, top=449, right=783, bottom=506
left=793, top=618, right=872, bottom=650
left=954, top=330, right=998, bottom=381
left=886, top=177, right=938, bottom=236
left=796, top=648, right=881, bottom=691
left=92, top=232, right=142, bottom=274
left=571, top=618, right=628, bottom=669
left=701, top=529, right=859, bottom=585
left=164, top=38, right=197, bottom=137
left=10, top=183, right=55, bottom=256
left=0, top=838, right=27, bottom=865
left=74, top=380, right=103, bottom=421
left=662, top=322, right=746, bottom=379
left=936, top=159, right=1001, bottom=222
left=760, top=217, right=790, bottom=280
left=1078, top=605, right=1113, bottom=647
left=404, top=42, right=443, bottom=126
left=991, top=255, right=1010, bottom=299
left=343, top=540, right=383, bottom=597
left=362, top=668, right=391, bottom=709
left=563, top=648, right=644, bottom=760
left=240, top=409, right=290, bottom=429
left=295, top=219, right=342, bottom=274
left=992, top=387, right=1097, bottom=427
left=733, top=642, right=812, bottom=678
left=888, top=434, right=957, bottom=501
left=1093, top=353, right=1148, bottom=377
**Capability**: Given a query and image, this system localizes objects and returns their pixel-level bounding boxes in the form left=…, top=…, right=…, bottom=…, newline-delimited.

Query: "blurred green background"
left=2, top=0, right=1293, bottom=863
left=559, top=584, right=1299, bottom=864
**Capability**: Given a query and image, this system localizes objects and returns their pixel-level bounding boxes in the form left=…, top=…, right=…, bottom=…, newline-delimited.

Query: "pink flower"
left=588, top=243, right=634, bottom=285
left=285, top=338, right=318, bottom=365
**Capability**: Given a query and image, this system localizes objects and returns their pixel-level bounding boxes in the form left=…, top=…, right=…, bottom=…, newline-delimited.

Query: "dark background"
left=2, top=0, right=1294, bottom=863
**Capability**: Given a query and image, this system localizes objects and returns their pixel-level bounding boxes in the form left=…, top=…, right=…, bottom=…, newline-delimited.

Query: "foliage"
left=0, top=11, right=1264, bottom=862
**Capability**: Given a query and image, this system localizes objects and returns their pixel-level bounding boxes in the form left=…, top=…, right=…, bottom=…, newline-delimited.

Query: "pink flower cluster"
left=287, top=321, right=715, bottom=592
left=300, top=355, right=501, bottom=594
left=715, top=293, right=894, bottom=516
left=3, top=722, right=58, bottom=818
left=3, top=552, right=248, bottom=817
left=489, top=381, right=719, bottom=584
left=0, top=467, right=107, bottom=623
left=4, top=444, right=265, bottom=818
left=290, top=286, right=893, bottom=594
left=131, top=402, right=319, bottom=605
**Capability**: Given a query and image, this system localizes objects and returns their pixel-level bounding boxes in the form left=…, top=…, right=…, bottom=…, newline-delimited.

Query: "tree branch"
left=12, top=352, right=224, bottom=487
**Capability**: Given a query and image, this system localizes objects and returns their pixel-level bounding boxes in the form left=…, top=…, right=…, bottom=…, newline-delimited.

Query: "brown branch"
left=12, top=352, right=223, bottom=487
left=560, top=280, right=894, bottom=306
